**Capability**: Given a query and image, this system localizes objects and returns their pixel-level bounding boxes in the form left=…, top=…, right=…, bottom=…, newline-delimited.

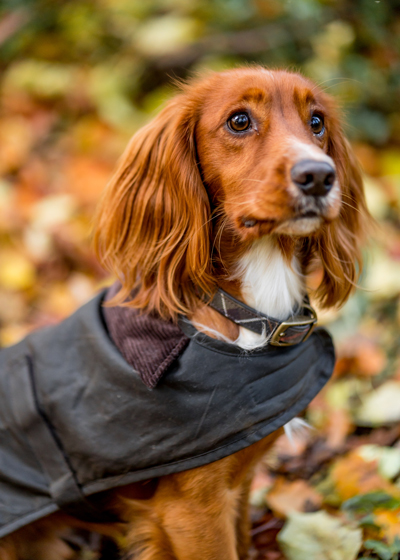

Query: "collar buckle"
left=269, top=304, right=318, bottom=347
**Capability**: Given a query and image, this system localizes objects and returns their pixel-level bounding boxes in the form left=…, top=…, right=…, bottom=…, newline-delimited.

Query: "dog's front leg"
left=159, top=463, right=241, bottom=560
left=122, top=458, right=241, bottom=560
left=120, top=434, right=282, bottom=560
left=234, top=473, right=253, bottom=560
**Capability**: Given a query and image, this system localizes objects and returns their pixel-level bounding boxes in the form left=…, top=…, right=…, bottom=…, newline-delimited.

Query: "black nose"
left=291, top=159, right=336, bottom=197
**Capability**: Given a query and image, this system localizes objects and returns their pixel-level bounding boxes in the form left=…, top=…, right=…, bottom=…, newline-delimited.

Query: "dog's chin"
left=275, top=215, right=323, bottom=236
left=234, top=214, right=323, bottom=241
left=234, top=203, right=340, bottom=240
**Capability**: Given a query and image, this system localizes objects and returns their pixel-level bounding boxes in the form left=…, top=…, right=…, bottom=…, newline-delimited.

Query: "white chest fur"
left=234, top=237, right=305, bottom=349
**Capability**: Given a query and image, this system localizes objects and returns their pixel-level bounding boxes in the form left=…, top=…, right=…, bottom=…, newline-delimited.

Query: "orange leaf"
left=324, top=408, right=352, bottom=450
left=331, top=451, right=400, bottom=503
left=334, top=336, right=386, bottom=378
left=266, top=477, right=322, bottom=517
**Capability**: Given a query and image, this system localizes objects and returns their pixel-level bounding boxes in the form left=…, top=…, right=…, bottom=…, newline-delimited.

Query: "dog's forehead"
left=198, top=70, right=321, bottom=122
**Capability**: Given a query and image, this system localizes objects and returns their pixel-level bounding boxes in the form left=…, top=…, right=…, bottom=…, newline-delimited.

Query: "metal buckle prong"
left=269, top=304, right=318, bottom=347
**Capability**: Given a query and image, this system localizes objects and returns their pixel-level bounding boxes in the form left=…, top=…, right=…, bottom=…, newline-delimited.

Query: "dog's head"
left=94, top=67, right=370, bottom=319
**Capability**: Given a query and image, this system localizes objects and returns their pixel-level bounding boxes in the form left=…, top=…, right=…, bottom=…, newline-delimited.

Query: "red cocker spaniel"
left=1, top=67, right=370, bottom=560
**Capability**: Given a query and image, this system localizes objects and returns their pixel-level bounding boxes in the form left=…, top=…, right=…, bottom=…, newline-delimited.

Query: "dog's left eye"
left=228, top=113, right=251, bottom=132
left=310, top=114, right=325, bottom=136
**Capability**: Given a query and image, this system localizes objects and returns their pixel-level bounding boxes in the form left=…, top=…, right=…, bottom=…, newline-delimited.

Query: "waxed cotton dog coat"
left=0, top=291, right=335, bottom=538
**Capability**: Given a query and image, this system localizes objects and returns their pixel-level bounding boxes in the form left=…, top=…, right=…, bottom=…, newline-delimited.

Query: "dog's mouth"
left=241, top=210, right=321, bottom=229
left=237, top=192, right=341, bottom=237
left=238, top=210, right=324, bottom=238
left=273, top=212, right=323, bottom=236
left=294, top=210, right=319, bottom=219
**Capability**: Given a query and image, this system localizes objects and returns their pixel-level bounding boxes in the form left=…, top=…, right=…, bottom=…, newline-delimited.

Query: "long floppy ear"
left=94, top=92, right=214, bottom=320
left=312, top=105, right=372, bottom=308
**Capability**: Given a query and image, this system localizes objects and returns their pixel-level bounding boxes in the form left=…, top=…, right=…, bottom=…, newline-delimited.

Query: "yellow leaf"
left=374, top=509, right=400, bottom=541
left=0, top=250, right=36, bottom=290
left=381, top=149, right=400, bottom=176
left=355, top=381, right=400, bottom=426
left=364, top=248, right=400, bottom=300
left=135, top=15, right=200, bottom=57
left=277, top=511, right=362, bottom=560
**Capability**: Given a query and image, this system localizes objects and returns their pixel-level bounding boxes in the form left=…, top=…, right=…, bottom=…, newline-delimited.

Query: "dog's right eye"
left=228, top=113, right=251, bottom=132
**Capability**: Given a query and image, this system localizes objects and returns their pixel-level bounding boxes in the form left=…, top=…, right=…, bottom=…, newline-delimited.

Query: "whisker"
left=340, top=199, right=363, bottom=215
left=242, top=178, right=266, bottom=184
left=212, top=216, right=230, bottom=276
left=217, top=218, right=229, bottom=255
left=186, top=209, right=226, bottom=245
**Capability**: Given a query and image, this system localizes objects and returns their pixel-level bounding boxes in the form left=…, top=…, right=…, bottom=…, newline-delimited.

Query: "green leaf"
left=391, top=535, right=400, bottom=552
left=342, top=492, right=400, bottom=514
left=358, top=513, right=379, bottom=529
left=364, top=539, right=393, bottom=560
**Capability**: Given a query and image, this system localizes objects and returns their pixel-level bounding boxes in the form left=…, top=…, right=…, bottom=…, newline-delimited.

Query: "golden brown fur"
left=1, top=67, right=370, bottom=559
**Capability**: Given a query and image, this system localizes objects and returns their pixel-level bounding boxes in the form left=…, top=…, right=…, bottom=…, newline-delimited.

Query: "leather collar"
left=208, top=288, right=317, bottom=346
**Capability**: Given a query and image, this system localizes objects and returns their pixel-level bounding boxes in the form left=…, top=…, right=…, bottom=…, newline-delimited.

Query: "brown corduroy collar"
left=102, top=284, right=189, bottom=388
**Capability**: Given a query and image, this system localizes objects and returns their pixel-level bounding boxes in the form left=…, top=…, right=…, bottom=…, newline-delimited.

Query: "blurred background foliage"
left=1, top=0, right=400, bottom=144
left=1, top=1, right=400, bottom=558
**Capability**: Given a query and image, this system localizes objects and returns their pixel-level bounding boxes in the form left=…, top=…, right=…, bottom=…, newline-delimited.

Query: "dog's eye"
left=228, top=113, right=251, bottom=132
left=310, top=114, right=325, bottom=136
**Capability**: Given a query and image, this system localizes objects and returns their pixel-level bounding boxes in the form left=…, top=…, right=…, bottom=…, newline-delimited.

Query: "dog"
left=0, top=67, right=369, bottom=560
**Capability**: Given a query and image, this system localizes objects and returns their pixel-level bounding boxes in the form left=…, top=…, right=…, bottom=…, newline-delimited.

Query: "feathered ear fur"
left=311, top=101, right=372, bottom=308
left=94, top=92, right=214, bottom=320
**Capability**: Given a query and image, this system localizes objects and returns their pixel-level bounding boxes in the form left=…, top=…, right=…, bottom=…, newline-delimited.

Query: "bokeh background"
left=1, top=1, right=400, bottom=558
